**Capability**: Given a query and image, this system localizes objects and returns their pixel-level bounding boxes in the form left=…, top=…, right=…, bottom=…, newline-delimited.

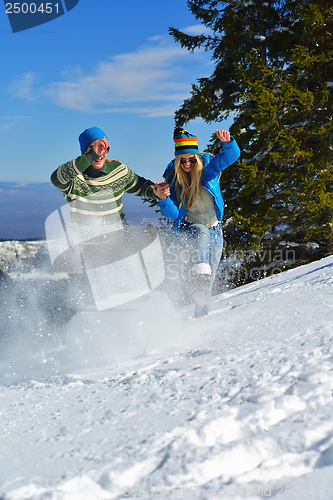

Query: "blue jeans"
left=179, top=222, right=223, bottom=301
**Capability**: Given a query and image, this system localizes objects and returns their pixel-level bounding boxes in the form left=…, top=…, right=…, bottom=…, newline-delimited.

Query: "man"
left=51, top=126, right=156, bottom=232
left=49, top=127, right=164, bottom=310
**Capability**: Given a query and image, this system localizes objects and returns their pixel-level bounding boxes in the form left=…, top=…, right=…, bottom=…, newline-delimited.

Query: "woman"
left=153, top=127, right=240, bottom=317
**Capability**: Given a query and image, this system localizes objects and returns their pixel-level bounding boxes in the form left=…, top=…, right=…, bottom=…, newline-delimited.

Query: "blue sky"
left=0, top=0, right=232, bottom=184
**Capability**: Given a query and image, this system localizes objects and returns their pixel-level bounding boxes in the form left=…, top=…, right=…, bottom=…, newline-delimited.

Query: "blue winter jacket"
left=158, top=138, right=240, bottom=235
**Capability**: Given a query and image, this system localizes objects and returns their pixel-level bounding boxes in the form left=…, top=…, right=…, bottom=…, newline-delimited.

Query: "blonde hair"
left=168, top=154, right=204, bottom=209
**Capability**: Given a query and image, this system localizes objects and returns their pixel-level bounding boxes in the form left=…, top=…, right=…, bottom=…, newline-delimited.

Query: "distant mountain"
left=0, top=183, right=159, bottom=240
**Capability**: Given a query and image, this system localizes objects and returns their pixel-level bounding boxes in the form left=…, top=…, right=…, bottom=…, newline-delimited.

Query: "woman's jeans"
left=181, top=223, right=223, bottom=279
left=164, top=223, right=223, bottom=314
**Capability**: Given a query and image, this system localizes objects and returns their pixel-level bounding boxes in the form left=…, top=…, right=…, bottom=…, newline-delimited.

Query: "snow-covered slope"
left=1, top=255, right=333, bottom=500
left=0, top=240, right=45, bottom=273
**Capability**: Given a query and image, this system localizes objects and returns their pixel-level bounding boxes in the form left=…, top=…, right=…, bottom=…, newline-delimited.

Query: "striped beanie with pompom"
left=173, top=128, right=199, bottom=156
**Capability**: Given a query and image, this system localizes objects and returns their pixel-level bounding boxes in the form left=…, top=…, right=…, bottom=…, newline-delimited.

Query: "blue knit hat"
left=174, top=127, right=199, bottom=156
left=79, top=127, right=109, bottom=154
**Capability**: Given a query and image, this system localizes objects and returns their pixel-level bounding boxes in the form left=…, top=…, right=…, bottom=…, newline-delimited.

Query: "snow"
left=0, top=241, right=43, bottom=273
left=1, top=254, right=333, bottom=499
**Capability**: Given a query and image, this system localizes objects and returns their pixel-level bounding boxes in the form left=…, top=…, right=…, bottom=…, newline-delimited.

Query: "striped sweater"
left=51, top=154, right=155, bottom=229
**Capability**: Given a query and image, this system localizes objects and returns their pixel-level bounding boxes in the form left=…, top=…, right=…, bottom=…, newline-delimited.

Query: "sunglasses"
left=180, top=157, right=196, bottom=165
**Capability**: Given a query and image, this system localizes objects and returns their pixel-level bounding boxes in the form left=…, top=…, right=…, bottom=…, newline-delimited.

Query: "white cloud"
left=100, top=104, right=183, bottom=118
left=183, top=24, right=214, bottom=36
left=0, top=116, right=29, bottom=131
left=10, top=37, right=210, bottom=118
left=9, top=73, right=37, bottom=101
left=45, top=39, right=206, bottom=116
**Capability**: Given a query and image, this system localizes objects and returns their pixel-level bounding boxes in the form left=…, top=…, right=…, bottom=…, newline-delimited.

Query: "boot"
left=193, top=304, right=209, bottom=318
left=192, top=273, right=211, bottom=307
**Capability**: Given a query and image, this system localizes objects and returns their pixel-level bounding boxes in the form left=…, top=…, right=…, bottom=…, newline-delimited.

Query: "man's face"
left=85, top=136, right=110, bottom=169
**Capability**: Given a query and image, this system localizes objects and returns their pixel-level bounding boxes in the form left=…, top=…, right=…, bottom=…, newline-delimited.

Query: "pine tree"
left=170, top=0, right=333, bottom=258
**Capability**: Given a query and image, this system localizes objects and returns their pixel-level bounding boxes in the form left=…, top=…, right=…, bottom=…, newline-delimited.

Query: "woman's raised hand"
left=216, top=130, right=231, bottom=143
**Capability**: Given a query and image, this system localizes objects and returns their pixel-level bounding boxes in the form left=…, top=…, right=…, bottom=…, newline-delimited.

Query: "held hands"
left=216, top=130, right=231, bottom=143
left=152, top=182, right=170, bottom=200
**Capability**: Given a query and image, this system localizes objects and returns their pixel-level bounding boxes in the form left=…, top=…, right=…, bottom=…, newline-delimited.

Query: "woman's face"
left=179, top=154, right=197, bottom=173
